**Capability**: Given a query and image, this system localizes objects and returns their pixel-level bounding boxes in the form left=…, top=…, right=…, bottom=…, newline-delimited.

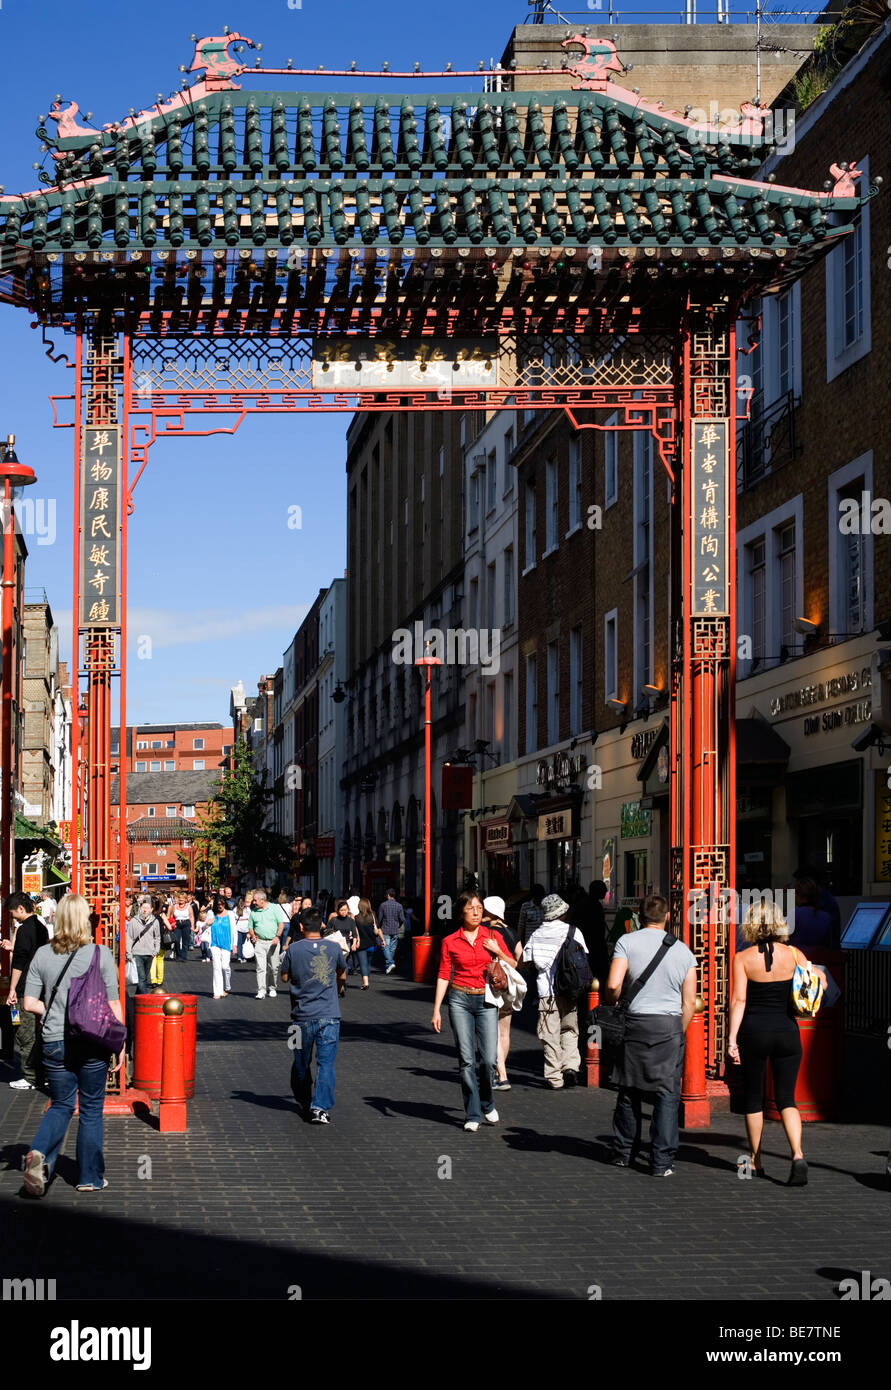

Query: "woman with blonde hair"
left=21, top=894, right=124, bottom=1197
left=728, top=897, right=824, bottom=1186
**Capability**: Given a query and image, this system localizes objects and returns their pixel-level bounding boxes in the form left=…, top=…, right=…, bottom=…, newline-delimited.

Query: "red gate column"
left=672, top=301, right=737, bottom=1127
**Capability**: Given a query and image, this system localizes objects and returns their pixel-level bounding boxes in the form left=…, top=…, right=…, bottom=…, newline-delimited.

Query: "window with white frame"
left=136, top=741, right=147, bottom=750
left=487, top=449, right=497, bottom=512
left=486, top=682, right=496, bottom=745
left=547, top=642, right=560, bottom=745
left=503, top=428, right=514, bottom=491
left=503, top=546, right=515, bottom=625
left=193, top=738, right=204, bottom=750
left=166, top=805, right=176, bottom=818
left=150, top=761, right=161, bottom=772
left=164, top=760, right=174, bottom=771
left=525, top=653, right=538, bottom=754
left=604, top=608, right=618, bottom=702
left=569, top=626, right=583, bottom=736
left=166, top=863, right=176, bottom=876
left=567, top=436, right=582, bottom=533
left=469, top=577, right=479, bottom=631
left=826, top=155, right=871, bottom=382
left=468, top=462, right=481, bottom=532
left=737, top=497, right=804, bottom=677
left=487, top=561, right=497, bottom=631
left=136, top=761, right=146, bottom=772
left=183, top=804, right=195, bottom=818
left=147, top=807, right=155, bottom=818
left=193, top=760, right=205, bottom=771
left=524, top=481, right=537, bottom=571
left=604, top=414, right=618, bottom=508
left=829, top=453, right=874, bottom=639
left=545, top=458, right=559, bottom=552
left=151, top=739, right=162, bottom=749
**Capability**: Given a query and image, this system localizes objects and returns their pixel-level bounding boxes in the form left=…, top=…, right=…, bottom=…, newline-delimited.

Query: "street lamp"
left=1, top=436, right=36, bottom=965
left=412, top=650, right=442, bottom=983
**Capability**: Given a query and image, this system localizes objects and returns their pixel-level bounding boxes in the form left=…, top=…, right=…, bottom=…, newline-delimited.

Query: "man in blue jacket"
left=376, top=889, right=405, bottom=974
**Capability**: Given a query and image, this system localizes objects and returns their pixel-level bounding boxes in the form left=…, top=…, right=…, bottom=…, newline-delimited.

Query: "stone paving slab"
left=1, top=956, right=888, bottom=1303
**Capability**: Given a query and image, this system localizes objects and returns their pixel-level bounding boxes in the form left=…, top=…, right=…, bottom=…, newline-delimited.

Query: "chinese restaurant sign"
left=79, top=426, right=121, bottom=627
left=876, top=771, right=891, bottom=883
left=691, top=419, right=728, bottom=617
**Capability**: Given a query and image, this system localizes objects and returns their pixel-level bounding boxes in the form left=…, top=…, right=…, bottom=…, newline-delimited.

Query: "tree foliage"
left=182, top=739, right=295, bottom=884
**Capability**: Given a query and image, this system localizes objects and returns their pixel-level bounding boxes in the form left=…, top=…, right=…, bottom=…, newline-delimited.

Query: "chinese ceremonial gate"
left=0, top=31, right=872, bottom=1105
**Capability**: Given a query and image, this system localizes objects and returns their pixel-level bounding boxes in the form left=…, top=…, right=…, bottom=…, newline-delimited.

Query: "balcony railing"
left=736, top=390, right=801, bottom=492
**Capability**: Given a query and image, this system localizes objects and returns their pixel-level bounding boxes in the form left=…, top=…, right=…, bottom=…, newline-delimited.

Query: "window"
left=166, top=863, right=176, bottom=876
left=567, top=436, right=582, bottom=534
left=776, top=288, right=794, bottom=397
left=777, top=520, right=796, bottom=656
left=604, top=414, right=618, bottom=508
left=469, top=577, right=479, bottom=631
left=525, top=654, right=538, bottom=755
left=503, top=546, right=515, bottom=625
left=826, top=155, right=871, bottom=381
left=503, top=672, right=514, bottom=762
left=136, top=761, right=146, bottom=772
left=166, top=805, right=176, bottom=818
left=829, top=454, right=874, bottom=638
left=487, top=449, right=497, bottom=512
left=468, top=464, right=481, bottom=532
left=570, top=626, right=583, bottom=736
left=486, top=682, right=496, bottom=744
left=183, top=804, right=195, bottom=818
left=193, top=759, right=205, bottom=770
left=524, top=481, right=537, bottom=572
left=147, top=863, right=158, bottom=876
left=737, top=497, right=804, bottom=677
left=748, top=539, right=766, bottom=665
left=136, top=741, right=147, bottom=750
left=487, top=561, right=497, bottom=631
left=192, top=737, right=204, bottom=750
left=503, top=428, right=514, bottom=490
left=604, top=609, right=618, bottom=702
left=547, top=642, right=560, bottom=746
left=150, top=761, right=161, bottom=772
left=164, top=760, right=175, bottom=771
left=222, top=744, right=231, bottom=755
left=151, top=740, right=162, bottom=749
left=147, top=807, right=155, bottom=818
left=545, top=459, right=559, bottom=553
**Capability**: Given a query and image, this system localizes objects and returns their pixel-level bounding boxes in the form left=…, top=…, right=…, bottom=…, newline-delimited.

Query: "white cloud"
left=53, top=605, right=310, bottom=654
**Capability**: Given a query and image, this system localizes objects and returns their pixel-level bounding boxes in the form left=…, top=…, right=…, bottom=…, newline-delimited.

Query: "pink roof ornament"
left=189, top=33, right=258, bottom=89
left=561, top=35, right=626, bottom=90
left=829, top=162, right=862, bottom=198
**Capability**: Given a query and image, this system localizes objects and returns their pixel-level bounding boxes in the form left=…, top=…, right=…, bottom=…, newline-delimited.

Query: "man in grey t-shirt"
left=604, top=894, right=697, bottom=1177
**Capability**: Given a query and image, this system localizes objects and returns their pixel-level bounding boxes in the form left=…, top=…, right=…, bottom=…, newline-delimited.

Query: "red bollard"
left=680, top=995, right=710, bottom=1128
left=585, top=979, right=602, bottom=1088
left=158, top=997, right=188, bottom=1133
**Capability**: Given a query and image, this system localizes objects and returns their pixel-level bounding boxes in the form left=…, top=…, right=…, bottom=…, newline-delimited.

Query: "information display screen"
left=841, top=902, right=890, bottom=950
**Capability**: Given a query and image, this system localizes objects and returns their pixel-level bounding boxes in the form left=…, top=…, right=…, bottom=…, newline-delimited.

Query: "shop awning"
left=14, top=813, right=62, bottom=849
left=736, top=718, right=791, bottom=767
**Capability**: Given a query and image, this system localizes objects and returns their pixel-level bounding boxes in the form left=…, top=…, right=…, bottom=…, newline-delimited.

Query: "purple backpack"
left=67, top=946, right=127, bottom=1053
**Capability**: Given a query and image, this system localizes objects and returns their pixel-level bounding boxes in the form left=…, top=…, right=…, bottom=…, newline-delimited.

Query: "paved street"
left=1, top=956, right=888, bottom=1302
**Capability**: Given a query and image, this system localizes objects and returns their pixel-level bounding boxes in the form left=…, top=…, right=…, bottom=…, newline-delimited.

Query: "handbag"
left=588, top=932, right=678, bottom=1048
left=67, top=946, right=127, bottom=1054
left=484, top=932, right=509, bottom=992
left=790, top=947, right=824, bottom=1018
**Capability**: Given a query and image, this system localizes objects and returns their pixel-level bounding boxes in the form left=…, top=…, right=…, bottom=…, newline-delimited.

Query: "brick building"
left=111, top=769, right=221, bottom=890
left=111, top=721, right=232, bottom=775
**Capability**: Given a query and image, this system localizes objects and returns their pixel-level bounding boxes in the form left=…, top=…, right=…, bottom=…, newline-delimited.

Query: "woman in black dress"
left=728, top=900, right=824, bottom=1186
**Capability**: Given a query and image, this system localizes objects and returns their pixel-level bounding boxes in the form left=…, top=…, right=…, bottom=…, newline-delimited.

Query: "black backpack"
left=553, top=925, right=593, bottom=1001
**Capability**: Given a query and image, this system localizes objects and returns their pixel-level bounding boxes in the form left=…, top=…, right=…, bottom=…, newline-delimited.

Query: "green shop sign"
left=621, top=802, right=652, bottom=839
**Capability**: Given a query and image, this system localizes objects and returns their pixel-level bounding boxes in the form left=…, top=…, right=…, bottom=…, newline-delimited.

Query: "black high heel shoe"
left=788, top=1158, right=808, bottom=1186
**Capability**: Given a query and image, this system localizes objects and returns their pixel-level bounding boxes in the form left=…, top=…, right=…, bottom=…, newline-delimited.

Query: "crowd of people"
left=2, top=866, right=838, bottom=1196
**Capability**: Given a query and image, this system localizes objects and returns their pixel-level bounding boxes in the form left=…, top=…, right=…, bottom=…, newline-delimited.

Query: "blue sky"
left=1, top=0, right=725, bottom=724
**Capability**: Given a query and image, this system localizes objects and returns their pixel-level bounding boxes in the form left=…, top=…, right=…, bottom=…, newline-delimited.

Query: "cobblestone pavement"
left=1, top=956, right=888, bottom=1301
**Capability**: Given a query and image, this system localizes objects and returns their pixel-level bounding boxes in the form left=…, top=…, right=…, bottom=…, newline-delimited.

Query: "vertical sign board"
left=691, top=420, right=728, bottom=616
left=876, top=770, right=891, bottom=882
left=79, top=426, right=121, bottom=628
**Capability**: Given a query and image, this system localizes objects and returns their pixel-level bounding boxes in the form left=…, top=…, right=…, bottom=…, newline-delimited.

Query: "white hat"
left=347, top=895, right=360, bottom=915
left=483, top=895, right=506, bottom=921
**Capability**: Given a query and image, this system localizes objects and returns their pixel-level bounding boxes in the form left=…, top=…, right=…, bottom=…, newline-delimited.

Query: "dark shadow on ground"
left=0, top=1194, right=561, bottom=1299
left=362, top=1095, right=464, bottom=1127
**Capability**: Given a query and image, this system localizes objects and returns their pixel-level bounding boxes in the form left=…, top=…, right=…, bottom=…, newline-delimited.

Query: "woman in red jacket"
left=431, top=892, right=516, bottom=1132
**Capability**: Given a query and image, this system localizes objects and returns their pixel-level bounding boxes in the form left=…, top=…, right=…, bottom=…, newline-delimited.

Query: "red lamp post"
left=412, top=653, right=442, bottom=983
left=1, top=436, right=37, bottom=975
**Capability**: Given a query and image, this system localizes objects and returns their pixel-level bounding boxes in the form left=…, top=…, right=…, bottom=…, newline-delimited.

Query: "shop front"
left=536, top=800, right=582, bottom=893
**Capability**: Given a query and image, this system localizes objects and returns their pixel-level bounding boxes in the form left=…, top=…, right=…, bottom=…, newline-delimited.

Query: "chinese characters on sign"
left=620, top=802, right=652, bottom=839
left=537, top=810, right=573, bottom=842
left=483, top=821, right=512, bottom=851
left=79, top=426, right=120, bottom=627
left=691, top=419, right=728, bottom=616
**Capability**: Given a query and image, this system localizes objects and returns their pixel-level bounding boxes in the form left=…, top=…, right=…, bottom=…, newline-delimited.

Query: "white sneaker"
left=10, top=1078, right=34, bottom=1090
left=268, top=988, right=277, bottom=998
left=483, top=1109, right=500, bottom=1125
left=385, top=965, right=395, bottom=975
left=255, top=991, right=266, bottom=999
left=464, top=1121, right=479, bottom=1132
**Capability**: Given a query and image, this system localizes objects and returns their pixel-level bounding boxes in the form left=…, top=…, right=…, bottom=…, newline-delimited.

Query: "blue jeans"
left=382, top=934, right=398, bottom=970
left=356, top=948, right=373, bottom=979
left=30, top=1038, right=109, bottom=1188
left=173, top=922, right=191, bottom=960
left=448, top=991, right=498, bottom=1124
left=133, top=954, right=154, bottom=993
left=236, top=930, right=248, bottom=961
left=612, top=1037, right=685, bottom=1173
left=290, top=1017, right=340, bottom=1114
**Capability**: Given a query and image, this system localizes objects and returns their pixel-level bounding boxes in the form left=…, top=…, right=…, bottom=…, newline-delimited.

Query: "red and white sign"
left=21, top=871, right=43, bottom=895
left=483, top=821, right=512, bottom=851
